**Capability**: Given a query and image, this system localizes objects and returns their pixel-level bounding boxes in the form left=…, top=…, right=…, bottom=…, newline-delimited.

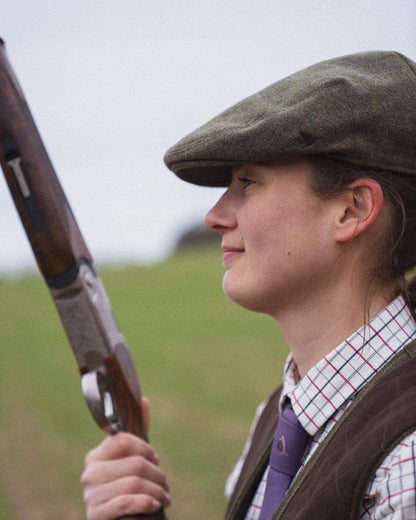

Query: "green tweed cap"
left=164, top=51, right=416, bottom=187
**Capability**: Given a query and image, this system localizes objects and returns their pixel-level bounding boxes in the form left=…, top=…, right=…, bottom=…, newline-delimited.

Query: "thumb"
left=141, top=396, right=151, bottom=435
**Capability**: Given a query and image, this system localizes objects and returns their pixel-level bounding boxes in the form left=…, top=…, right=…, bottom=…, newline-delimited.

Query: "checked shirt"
left=225, top=295, right=416, bottom=520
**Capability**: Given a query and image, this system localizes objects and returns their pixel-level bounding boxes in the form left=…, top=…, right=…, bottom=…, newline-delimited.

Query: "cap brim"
left=167, top=161, right=238, bottom=187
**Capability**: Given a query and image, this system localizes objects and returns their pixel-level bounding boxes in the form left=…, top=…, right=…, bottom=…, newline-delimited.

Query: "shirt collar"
left=281, top=295, right=416, bottom=436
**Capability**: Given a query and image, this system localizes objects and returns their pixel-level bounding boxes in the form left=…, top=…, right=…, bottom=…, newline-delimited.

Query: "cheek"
left=261, top=211, right=331, bottom=268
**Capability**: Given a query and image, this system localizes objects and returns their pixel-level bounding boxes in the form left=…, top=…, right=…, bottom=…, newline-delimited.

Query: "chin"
left=223, top=281, right=267, bottom=314
left=222, top=275, right=285, bottom=316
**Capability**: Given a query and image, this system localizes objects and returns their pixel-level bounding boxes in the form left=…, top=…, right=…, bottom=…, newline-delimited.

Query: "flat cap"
left=164, top=51, right=416, bottom=187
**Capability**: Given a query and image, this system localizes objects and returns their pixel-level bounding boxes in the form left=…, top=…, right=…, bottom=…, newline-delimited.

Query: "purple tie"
left=258, top=401, right=309, bottom=520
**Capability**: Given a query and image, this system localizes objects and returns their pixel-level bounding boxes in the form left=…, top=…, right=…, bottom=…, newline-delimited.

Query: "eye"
left=238, top=177, right=255, bottom=190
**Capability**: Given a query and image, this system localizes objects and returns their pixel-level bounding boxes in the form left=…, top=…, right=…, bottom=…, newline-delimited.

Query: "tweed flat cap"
left=164, top=51, right=416, bottom=187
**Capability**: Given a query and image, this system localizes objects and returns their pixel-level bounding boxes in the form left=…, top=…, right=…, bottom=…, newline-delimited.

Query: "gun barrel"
left=0, top=39, right=92, bottom=285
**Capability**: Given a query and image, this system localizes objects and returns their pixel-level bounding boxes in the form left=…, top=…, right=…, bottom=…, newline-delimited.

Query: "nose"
left=204, top=190, right=236, bottom=234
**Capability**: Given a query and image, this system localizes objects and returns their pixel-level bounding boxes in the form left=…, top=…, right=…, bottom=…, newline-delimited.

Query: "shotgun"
left=0, top=39, right=166, bottom=520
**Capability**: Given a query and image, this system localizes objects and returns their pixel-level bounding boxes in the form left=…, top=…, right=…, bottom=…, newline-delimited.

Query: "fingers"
left=83, top=454, right=169, bottom=492
left=82, top=432, right=171, bottom=520
left=84, top=490, right=163, bottom=520
left=83, top=475, right=170, bottom=520
left=85, top=430, right=160, bottom=466
left=84, top=474, right=169, bottom=505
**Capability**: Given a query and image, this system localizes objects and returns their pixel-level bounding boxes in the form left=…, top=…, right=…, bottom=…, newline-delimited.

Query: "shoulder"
left=225, top=386, right=282, bottom=499
left=363, top=430, right=416, bottom=517
left=225, top=400, right=267, bottom=499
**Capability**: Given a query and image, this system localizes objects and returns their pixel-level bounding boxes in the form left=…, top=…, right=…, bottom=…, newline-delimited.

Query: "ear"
left=335, top=179, right=384, bottom=242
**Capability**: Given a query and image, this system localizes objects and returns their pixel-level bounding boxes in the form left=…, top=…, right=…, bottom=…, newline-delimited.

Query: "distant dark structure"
left=175, top=222, right=221, bottom=251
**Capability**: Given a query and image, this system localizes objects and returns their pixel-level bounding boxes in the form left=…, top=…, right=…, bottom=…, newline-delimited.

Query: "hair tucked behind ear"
left=308, top=156, right=416, bottom=317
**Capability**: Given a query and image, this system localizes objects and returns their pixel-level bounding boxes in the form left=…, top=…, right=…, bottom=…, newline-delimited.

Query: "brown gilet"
left=225, top=339, right=416, bottom=520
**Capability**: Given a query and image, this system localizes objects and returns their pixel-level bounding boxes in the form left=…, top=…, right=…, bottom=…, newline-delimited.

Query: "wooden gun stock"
left=0, top=39, right=166, bottom=520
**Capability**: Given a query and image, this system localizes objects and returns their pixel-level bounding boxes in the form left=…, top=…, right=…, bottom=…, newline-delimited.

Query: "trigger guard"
left=81, top=371, right=120, bottom=434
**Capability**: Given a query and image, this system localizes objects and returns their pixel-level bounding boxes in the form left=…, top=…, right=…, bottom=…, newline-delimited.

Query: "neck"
left=273, top=281, right=396, bottom=378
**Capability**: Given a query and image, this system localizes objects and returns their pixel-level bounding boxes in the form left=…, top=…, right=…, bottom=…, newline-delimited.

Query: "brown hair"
left=308, top=156, right=416, bottom=314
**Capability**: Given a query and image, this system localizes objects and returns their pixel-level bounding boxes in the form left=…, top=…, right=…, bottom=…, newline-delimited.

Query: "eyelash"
left=238, top=177, right=255, bottom=189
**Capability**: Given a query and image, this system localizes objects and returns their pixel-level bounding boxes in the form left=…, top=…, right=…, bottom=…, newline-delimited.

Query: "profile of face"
left=204, top=160, right=355, bottom=319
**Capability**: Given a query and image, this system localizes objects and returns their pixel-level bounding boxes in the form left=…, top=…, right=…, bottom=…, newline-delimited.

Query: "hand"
left=81, top=398, right=171, bottom=520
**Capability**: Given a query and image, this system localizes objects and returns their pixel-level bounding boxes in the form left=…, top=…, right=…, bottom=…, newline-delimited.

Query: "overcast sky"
left=0, top=0, right=415, bottom=275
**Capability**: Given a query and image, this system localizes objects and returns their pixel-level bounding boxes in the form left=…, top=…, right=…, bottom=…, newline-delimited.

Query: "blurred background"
left=0, top=1, right=415, bottom=519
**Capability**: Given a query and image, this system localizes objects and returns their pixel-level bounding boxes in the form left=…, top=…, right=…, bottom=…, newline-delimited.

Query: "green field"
left=0, top=246, right=288, bottom=519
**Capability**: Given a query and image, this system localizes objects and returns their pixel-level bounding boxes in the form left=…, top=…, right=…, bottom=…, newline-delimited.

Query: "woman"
left=82, top=50, right=416, bottom=519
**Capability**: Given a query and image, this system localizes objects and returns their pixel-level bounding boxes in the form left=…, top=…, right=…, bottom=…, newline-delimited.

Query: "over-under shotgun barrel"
left=0, top=39, right=91, bottom=286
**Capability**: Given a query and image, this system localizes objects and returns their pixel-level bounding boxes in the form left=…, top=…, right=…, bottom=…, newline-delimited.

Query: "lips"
left=222, top=243, right=245, bottom=254
left=222, top=245, right=244, bottom=267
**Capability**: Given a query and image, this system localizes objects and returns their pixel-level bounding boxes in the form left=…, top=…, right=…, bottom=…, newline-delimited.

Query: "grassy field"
left=0, top=245, right=289, bottom=519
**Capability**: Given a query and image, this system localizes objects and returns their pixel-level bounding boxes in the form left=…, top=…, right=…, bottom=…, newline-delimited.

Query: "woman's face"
left=204, top=160, right=343, bottom=318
